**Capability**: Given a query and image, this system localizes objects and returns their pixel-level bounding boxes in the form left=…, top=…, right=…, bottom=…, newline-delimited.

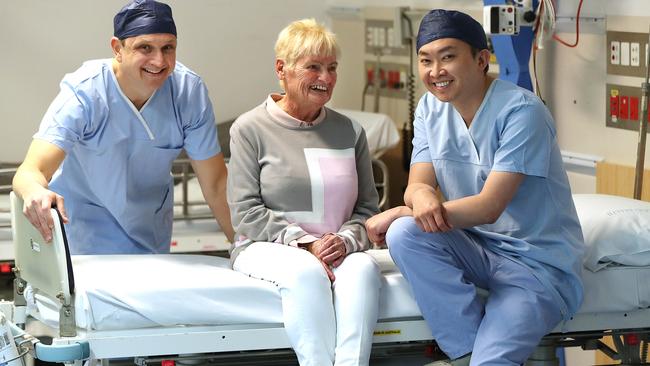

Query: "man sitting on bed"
left=12, top=0, right=234, bottom=253
left=365, top=9, right=585, bottom=366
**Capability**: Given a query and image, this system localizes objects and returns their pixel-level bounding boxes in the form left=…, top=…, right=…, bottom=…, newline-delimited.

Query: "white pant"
left=233, top=242, right=381, bottom=366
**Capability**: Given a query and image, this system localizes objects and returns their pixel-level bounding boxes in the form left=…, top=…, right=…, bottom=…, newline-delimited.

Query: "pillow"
left=573, top=194, right=650, bottom=271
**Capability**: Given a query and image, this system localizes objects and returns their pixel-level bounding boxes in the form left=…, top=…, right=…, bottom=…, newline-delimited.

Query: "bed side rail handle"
left=34, top=342, right=91, bottom=363
left=7, top=321, right=90, bottom=362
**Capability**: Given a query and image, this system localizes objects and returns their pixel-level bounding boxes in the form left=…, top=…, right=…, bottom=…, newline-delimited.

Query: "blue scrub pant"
left=386, top=217, right=562, bottom=366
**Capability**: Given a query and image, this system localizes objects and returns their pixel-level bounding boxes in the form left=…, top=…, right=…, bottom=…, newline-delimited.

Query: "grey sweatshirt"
left=227, top=97, right=380, bottom=261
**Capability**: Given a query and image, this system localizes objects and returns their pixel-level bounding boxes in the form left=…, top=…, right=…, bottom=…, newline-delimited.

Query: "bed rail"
left=0, top=167, right=17, bottom=230
left=10, top=192, right=76, bottom=337
left=172, top=158, right=219, bottom=221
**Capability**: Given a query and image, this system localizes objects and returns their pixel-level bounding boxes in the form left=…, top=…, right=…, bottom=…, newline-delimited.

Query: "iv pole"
left=633, top=27, right=650, bottom=200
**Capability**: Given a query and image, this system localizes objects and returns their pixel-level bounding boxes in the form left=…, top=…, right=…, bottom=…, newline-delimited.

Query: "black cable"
left=361, top=80, right=370, bottom=112
left=402, top=12, right=416, bottom=171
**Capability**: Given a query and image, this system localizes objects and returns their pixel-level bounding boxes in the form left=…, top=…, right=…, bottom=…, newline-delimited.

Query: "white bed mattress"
left=580, top=264, right=650, bottom=313
left=27, top=248, right=650, bottom=332
left=28, top=250, right=420, bottom=331
left=333, top=108, right=400, bottom=158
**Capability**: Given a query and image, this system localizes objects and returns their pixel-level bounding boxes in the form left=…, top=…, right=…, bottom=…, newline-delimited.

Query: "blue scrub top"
left=35, top=59, right=220, bottom=254
left=411, top=79, right=585, bottom=318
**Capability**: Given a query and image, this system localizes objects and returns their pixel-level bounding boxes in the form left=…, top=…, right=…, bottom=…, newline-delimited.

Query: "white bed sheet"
left=28, top=246, right=650, bottom=333
left=334, top=109, right=400, bottom=158
left=579, top=264, right=650, bottom=313
left=28, top=250, right=420, bottom=331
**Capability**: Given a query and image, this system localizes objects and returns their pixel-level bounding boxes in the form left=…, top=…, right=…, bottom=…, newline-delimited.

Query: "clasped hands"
left=303, top=233, right=347, bottom=282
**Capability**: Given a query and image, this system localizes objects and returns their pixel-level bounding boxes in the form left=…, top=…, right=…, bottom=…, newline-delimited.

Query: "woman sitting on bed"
left=227, top=18, right=382, bottom=366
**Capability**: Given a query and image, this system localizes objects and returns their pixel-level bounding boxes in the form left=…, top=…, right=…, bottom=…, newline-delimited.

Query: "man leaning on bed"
left=12, top=0, right=234, bottom=254
left=365, top=9, right=585, bottom=366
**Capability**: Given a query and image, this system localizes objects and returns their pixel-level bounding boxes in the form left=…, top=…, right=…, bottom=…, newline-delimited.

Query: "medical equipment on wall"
left=482, top=0, right=539, bottom=91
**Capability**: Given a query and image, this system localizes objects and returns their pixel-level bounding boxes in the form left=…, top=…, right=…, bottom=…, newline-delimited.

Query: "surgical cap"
left=416, top=9, right=487, bottom=52
left=113, top=0, right=177, bottom=40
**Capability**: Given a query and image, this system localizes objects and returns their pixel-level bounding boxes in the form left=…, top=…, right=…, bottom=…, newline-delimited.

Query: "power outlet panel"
left=606, top=83, right=650, bottom=131
left=364, top=61, right=409, bottom=98
left=607, top=31, right=649, bottom=77
left=365, top=19, right=409, bottom=56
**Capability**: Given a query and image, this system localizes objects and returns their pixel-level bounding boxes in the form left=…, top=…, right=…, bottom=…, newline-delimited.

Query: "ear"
left=110, top=37, right=123, bottom=62
left=275, top=59, right=285, bottom=80
left=477, top=49, right=490, bottom=70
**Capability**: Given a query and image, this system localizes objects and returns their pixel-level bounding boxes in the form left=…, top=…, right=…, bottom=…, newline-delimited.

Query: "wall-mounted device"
left=484, top=5, right=520, bottom=35
left=483, top=0, right=535, bottom=36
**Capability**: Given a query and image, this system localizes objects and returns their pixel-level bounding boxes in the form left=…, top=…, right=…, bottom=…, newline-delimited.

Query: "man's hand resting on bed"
left=22, top=187, right=69, bottom=243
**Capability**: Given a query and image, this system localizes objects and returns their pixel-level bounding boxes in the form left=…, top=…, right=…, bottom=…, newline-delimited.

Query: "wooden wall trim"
left=596, top=161, right=650, bottom=202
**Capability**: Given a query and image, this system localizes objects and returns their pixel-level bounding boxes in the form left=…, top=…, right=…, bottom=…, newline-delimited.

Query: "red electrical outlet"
left=631, top=96, right=639, bottom=121
left=610, top=95, right=620, bottom=122
left=367, top=69, right=374, bottom=85
left=620, top=96, right=629, bottom=120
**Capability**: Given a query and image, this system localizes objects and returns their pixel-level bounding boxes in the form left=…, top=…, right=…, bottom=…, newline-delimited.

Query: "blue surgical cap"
left=113, top=0, right=176, bottom=40
left=416, top=9, right=487, bottom=52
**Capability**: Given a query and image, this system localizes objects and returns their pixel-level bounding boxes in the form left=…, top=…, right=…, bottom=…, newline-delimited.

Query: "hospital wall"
left=0, top=0, right=330, bottom=163
left=328, top=0, right=650, bottom=202
left=5, top=0, right=650, bottom=202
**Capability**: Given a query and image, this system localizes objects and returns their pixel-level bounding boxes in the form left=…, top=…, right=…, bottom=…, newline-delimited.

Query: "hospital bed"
left=3, top=192, right=650, bottom=366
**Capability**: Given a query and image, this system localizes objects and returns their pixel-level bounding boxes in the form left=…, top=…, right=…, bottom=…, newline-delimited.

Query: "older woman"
left=227, top=19, right=381, bottom=366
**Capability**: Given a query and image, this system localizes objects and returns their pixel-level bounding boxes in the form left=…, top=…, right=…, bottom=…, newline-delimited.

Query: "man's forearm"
left=211, top=197, right=235, bottom=243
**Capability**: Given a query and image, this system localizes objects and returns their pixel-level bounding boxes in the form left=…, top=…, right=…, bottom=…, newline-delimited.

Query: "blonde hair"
left=275, top=18, right=340, bottom=69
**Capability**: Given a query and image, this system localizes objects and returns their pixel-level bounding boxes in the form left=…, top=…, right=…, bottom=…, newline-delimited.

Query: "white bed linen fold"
left=28, top=250, right=421, bottom=331
left=28, top=247, right=650, bottom=331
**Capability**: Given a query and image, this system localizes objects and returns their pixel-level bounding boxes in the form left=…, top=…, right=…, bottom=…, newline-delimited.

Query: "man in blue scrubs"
left=365, top=9, right=585, bottom=366
left=13, top=0, right=234, bottom=254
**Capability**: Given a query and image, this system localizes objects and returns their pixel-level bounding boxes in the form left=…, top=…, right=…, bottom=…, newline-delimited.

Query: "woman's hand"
left=303, top=233, right=347, bottom=282
left=316, top=234, right=347, bottom=267
left=365, top=206, right=408, bottom=246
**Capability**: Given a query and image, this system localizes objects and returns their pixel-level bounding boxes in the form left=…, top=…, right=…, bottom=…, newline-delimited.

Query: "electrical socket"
left=611, top=41, right=620, bottom=65
left=621, top=42, right=630, bottom=66
left=631, top=97, right=640, bottom=121
left=620, top=96, right=629, bottom=120
left=631, top=42, right=640, bottom=67
left=607, top=31, right=650, bottom=77
left=366, top=27, right=374, bottom=47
